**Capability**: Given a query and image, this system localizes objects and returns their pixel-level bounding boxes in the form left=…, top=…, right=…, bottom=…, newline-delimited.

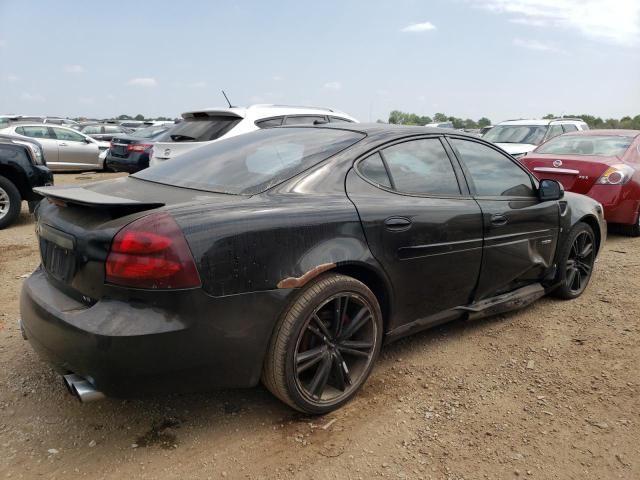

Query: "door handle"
left=491, top=214, right=508, bottom=226
left=384, top=216, right=412, bottom=231
left=59, top=142, right=67, bottom=146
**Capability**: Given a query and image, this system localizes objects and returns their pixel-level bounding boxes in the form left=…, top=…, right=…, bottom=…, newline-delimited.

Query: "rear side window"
left=562, top=124, right=578, bottom=133
left=255, top=117, right=283, bottom=128
left=329, top=117, right=352, bottom=123
left=135, top=128, right=364, bottom=195
left=284, top=116, right=327, bottom=125
left=156, top=116, right=241, bottom=142
left=451, top=138, right=535, bottom=197
left=17, top=125, right=52, bottom=139
left=381, top=139, right=460, bottom=195
left=104, top=125, right=125, bottom=133
left=359, top=152, right=391, bottom=188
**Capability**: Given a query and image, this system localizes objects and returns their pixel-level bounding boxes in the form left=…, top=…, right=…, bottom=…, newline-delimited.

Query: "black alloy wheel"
left=553, top=222, right=596, bottom=299
left=262, top=273, right=383, bottom=414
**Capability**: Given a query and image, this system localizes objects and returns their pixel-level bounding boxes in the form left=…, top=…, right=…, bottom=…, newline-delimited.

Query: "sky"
left=0, top=0, right=639, bottom=123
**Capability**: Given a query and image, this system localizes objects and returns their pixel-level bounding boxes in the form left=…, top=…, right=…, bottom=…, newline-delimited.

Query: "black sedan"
left=21, top=125, right=606, bottom=413
left=105, top=125, right=170, bottom=173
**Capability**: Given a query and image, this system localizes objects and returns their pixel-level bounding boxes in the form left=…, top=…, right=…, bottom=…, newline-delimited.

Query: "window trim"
left=444, top=135, right=538, bottom=200
left=254, top=116, right=284, bottom=128
left=354, top=134, right=468, bottom=199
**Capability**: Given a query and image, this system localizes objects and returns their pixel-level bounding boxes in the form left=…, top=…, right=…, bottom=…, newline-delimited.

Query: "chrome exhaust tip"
left=62, top=374, right=106, bottom=402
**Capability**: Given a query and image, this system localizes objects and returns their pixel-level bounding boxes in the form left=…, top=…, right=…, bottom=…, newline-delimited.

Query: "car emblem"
left=163, top=148, right=171, bottom=157
left=553, top=160, right=563, bottom=167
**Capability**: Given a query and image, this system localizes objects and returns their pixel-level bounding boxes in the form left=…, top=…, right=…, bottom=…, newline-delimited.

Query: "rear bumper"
left=24, top=165, right=54, bottom=201
left=587, top=184, right=639, bottom=225
left=105, top=152, right=149, bottom=173
left=20, top=268, right=294, bottom=397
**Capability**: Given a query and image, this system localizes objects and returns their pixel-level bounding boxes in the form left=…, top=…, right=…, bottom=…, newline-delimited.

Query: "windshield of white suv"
left=536, top=135, right=633, bottom=157
left=484, top=125, right=547, bottom=145
left=156, top=116, right=242, bottom=142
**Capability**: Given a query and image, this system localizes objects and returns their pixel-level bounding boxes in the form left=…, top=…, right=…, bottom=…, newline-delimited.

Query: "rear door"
left=447, top=137, right=560, bottom=300
left=16, top=125, right=59, bottom=164
left=346, top=136, right=483, bottom=330
left=51, top=127, right=99, bottom=169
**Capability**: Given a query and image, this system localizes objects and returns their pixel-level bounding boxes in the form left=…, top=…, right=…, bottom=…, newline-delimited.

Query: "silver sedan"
left=0, top=123, right=106, bottom=171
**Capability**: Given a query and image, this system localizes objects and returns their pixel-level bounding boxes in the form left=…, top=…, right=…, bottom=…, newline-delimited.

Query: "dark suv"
left=0, top=135, right=53, bottom=228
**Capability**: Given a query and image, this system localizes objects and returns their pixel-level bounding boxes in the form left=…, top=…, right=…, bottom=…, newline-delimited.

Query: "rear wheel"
left=262, top=273, right=383, bottom=414
left=552, top=222, right=596, bottom=299
left=0, top=176, right=21, bottom=229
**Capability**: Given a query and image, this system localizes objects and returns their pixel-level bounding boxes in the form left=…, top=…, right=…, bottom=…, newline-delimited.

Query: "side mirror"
left=539, top=179, right=564, bottom=201
left=84, top=137, right=93, bottom=144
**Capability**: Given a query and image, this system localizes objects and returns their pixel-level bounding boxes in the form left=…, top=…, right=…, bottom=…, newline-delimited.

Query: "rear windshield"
left=156, top=116, right=241, bottom=142
left=135, top=127, right=364, bottom=195
left=536, top=135, right=634, bottom=156
left=132, top=125, right=169, bottom=139
left=484, top=125, right=548, bottom=145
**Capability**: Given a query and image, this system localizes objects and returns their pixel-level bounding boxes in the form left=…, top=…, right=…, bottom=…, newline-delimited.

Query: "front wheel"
left=552, top=222, right=596, bottom=299
left=0, top=176, right=22, bottom=229
left=262, top=273, right=383, bottom=414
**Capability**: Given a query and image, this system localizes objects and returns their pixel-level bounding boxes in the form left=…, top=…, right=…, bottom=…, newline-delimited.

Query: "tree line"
left=387, top=110, right=640, bottom=130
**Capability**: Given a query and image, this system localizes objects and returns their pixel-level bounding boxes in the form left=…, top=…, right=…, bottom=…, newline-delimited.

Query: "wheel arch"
left=578, top=214, right=602, bottom=254
left=0, top=165, right=28, bottom=199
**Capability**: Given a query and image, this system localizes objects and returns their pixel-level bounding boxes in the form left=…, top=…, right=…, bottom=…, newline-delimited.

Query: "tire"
left=552, top=222, right=596, bottom=300
left=0, top=176, right=22, bottom=230
left=623, top=212, right=640, bottom=237
left=262, top=273, right=383, bottom=414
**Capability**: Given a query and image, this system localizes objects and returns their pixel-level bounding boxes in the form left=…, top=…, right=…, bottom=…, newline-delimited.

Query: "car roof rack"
left=549, top=117, right=585, bottom=122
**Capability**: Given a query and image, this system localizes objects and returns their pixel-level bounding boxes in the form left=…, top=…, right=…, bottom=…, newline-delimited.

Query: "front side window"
left=135, top=128, right=364, bottom=195
left=536, top=135, right=633, bottom=157
left=483, top=125, right=548, bottom=145
left=18, top=125, right=52, bottom=139
left=547, top=125, right=564, bottom=140
left=52, top=127, right=85, bottom=142
left=156, top=115, right=241, bottom=142
left=82, top=125, right=102, bottom=135
left=451, top=138, right=535, bottom=197
left=381, top=139, right=460, bottom=195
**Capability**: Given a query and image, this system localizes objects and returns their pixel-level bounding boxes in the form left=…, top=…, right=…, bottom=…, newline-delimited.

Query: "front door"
left=346, top=137, right=484, bottom=331
left=51, top=127, right=99, bottom=169
left=447, top=137, right=560, bottom=301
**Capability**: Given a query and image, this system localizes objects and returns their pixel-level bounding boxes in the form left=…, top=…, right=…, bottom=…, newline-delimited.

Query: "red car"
left=521, top=130, right=640, bottom=236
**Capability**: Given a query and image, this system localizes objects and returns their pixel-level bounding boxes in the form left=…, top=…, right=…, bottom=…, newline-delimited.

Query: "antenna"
left=221, top=90, right=233, bottom=108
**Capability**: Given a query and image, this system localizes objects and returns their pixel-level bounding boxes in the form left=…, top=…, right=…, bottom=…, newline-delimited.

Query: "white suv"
left=483, top=118, right=589, bottom=158
left=149, top=105, right=357, bottom=166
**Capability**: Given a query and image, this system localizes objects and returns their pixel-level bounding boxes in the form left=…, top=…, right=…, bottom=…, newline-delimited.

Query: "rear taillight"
left=596, top=164, right=635, bottom=185
left=127, top=143, right=153, bottom=153
left=105, top=212, right=201, bottom=289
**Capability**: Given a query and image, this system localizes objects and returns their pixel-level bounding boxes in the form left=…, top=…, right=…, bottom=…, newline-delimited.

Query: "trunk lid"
left=34, top=176, right=243, bottom=301
left=521, top=153, right=618, bottom=194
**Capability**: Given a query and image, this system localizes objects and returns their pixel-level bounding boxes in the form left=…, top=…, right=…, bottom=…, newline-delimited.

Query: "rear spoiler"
left=33, top=186, right=165, bottom=209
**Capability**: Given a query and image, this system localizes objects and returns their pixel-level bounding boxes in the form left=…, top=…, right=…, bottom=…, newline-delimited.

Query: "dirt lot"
left=0, top=172, right=638, bottom=480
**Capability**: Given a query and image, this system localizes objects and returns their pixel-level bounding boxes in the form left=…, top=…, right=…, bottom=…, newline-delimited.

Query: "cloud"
left=21, top=92, right=45, bottom=103
left=401, top=21, right=437, bottom=33
left=476, top=0, right=640, bottom=46
left=188, top=80, right=207, bottom=88
left=64, top=64, right=85, bottom=73
left=323, top=81, right=342, bottom=90
left=513, top=37, right=564, bottom=52
left=127, top=77, right=158, bottom=87
left=7, top=74, right=19, bottom=82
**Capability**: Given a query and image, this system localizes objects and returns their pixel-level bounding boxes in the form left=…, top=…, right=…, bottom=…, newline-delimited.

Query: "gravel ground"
left=0, top=172, right=638, bottom=479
